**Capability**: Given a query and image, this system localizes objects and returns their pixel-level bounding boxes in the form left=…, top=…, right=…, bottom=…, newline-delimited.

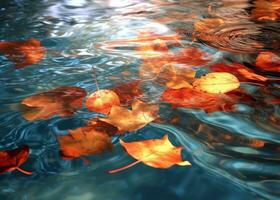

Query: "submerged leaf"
left=109, top=135, right=190, bottom=173
left=112, top=81, right=144, bottom=105
left=251, top=0, right=280, bottom=21
left=255, top=51, right=280, bottom=72
left=100, top=100, right=159, bottom=132
left=161, top=87, right=250, bottom=113
left=21, top=86, right=87, bottom=121
left=193, top=72, right=240, bottom=94
left=210, top=62, right=268, bottom=82
left=0, top=145, right=32, bottom=175
left=85, top=89, right=120, bottom=114
left=58, top=125, right=112, bottom=160
left=0, top=38, right=45, bottom=68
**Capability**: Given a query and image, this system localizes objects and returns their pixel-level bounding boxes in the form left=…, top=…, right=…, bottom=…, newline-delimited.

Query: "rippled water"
left=0, top=0, right=280, bottom=200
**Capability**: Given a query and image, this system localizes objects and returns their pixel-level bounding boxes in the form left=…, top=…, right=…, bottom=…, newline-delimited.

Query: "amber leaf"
left=85, top=89, right=120, bottom=114
left=100, top=100, right=159, bottom=132
left=193, top=72, right=240, bottom=94
left=109, top=135, right=190, bottom=173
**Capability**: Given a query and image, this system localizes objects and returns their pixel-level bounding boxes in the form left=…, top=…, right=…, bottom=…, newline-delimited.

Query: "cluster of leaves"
left=0, top=27, right=279, bottom=175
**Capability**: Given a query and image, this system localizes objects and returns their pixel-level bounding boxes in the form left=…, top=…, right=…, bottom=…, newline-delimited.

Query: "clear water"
left=0, top=0, right=279, bottom=200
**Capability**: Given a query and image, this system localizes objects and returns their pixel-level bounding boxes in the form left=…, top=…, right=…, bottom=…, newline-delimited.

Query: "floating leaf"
left=58, top=124, right=112, bottom=160
left=21, top=86, right=86, bottom=121
left=0, top=38, right=45, bottom=68
left=252, top=0, right=280, bottom=21
left=112, top=81, right=143, bottom=105
left=0, top=145, right=32, bottom=175
left=85, top=89, right=120, bottom=115
left=255, top=51, right=280, bottom=72
left=193, top=72, right=240, bottom=94
left=100, top=100, right=159, bottom=132
left=161, top=87, right=250, bottom=113
left=210, top=62, right=268, bottom=82
left=109, top=135, right=190, bottom=173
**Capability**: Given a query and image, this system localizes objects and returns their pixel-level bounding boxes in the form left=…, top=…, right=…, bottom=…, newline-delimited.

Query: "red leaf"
left=210, top=62, right=268, bottom=82
left=255, top=51, right=280, bottom=72
left=112, top=81, right=144, bottom=105
left=0, top=145, right=32, bottom=175
left=161, top=87, right=252, bottom=113
left=0, top=38, right=45, bottom=69
left=21, top=86, right=87, bottom=121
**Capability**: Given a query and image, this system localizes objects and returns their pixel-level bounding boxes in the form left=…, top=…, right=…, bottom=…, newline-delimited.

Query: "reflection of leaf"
left=0, top=39, right=45, bottom=69
left=109, top=135, right=190, bottom=173
left=21, top=86, right=87, bottom=121
left=252, top=0, right=280, bottom=21
left=210, top=62, right=268, bottom=82
left=100, top=100, right=159, bottom=132
left=193, top=72, right=240, bottom=94
left=112, top=81, right=143, bottom=105
left=161, top=87, right=250, bottom=113
left=0, top=145, right=32, bottom=175
left=85, top=90, right=120, bottom=114
left=58, top=125, right=112, bottom=160
left=159, top=65, right=195, bottom=89
left=256, top=51, right=280, bottom=72
left=139, top=48, right=210, bottom=78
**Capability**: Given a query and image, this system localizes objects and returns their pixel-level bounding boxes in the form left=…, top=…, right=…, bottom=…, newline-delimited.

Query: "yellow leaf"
left=100, top=100, right=159, bottom=132
left=193, top=72, right=240, bottom=94
left=108, top=135, right=191, bottom=173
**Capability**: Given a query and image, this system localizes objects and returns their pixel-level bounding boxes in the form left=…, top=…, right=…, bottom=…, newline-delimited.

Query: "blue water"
left=0, top=0, right=279, bottom=200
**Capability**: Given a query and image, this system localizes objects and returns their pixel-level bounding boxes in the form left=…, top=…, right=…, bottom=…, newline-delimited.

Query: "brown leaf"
left=0, top=145, right=32, bottom=175
left=0, top=38, right=45, bottom=69
left=21, top=86, right=87, bottom=121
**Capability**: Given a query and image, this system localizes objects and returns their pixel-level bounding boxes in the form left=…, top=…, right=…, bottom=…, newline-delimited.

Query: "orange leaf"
left=112, top=81, right=144, bottom=105
left=58, top=124, right=112, bottom=160
left=100, top=100, right=159, bottom=132
left=255, top=51, right=280, bottom=72
left=85, top=90, right=120, bottom=114
left=210, top=62, right=268, bottom=82
left=0, top=38, right=45, bottom=69
left=21, top=86, right=87, bottom=121
left=192, top=72, right=240, bottom=94
left=109, top=135, right=190, bottom=173
left=251, top=0, right=280, bottom=21
left=0, top=145, right=32, bottom=175
left=161, top=87, right=251, bottom=113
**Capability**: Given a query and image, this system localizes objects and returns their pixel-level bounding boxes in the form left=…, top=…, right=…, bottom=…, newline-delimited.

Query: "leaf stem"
left=108, top=160, right=142, bottom=174
left=16, top=167, right=32, bottom=175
